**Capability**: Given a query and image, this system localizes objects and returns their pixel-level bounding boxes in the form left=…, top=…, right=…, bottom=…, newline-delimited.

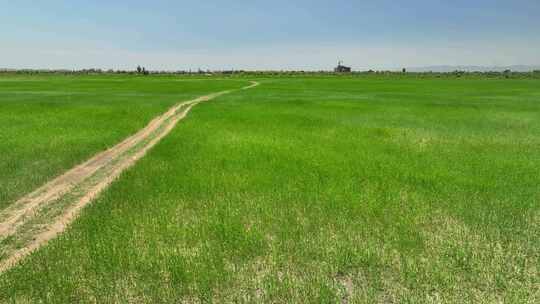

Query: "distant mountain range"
left=2, top=65, right=540, bottom=73
left=406, top=65, right=540, bottom=73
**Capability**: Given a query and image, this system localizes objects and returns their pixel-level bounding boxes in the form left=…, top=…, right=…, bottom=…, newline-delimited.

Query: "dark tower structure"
left=334, top=60, right=351, bottom=73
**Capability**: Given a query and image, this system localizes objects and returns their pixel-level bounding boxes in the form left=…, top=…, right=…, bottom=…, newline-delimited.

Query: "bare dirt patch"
left=0, top=81, right=259, bottom=273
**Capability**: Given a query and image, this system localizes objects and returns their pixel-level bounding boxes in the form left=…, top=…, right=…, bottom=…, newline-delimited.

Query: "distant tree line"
left=136, top=66, right=150, bottom=75
left=1, top=68, right=540, bottom=79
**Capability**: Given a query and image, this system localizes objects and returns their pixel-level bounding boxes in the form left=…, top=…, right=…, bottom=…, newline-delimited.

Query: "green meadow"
left=0, top=75, right=245, bottom=210
left=1, top=75, right=539, bottom=303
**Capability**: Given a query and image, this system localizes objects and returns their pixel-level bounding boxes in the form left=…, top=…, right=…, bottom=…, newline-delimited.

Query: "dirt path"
left=0, top=81, right=259, bottom=274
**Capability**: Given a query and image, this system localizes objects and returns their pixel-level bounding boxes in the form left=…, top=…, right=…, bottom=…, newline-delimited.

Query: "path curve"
left=0, top=81, right=259, bottom=274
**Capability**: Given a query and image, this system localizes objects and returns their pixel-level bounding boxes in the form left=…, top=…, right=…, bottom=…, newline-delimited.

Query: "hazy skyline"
left=2, top=0, right=539, bottom=70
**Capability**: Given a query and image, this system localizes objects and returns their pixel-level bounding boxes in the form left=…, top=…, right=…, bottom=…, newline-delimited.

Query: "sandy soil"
left=0, top=81, right=259, bottom=274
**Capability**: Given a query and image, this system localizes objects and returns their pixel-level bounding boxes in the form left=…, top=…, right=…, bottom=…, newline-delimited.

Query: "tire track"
left=0, top=81, right=259, bottom=274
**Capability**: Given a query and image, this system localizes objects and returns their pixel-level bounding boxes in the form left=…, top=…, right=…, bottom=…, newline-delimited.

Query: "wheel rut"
left=0, top=81, right=259, bottom=274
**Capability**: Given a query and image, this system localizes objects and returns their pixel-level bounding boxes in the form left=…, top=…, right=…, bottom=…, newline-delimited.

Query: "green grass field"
left=1, top=75, right=539, bottom=303
left=0, top=75, right=245, bottom=210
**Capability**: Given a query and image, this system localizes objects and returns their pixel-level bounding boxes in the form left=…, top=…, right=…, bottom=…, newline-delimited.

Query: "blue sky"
left=1, top=0, right=539, bottom=70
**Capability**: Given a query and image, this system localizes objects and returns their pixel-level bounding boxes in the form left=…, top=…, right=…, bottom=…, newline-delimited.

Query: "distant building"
left=334, top=61, right=351, bottom=73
